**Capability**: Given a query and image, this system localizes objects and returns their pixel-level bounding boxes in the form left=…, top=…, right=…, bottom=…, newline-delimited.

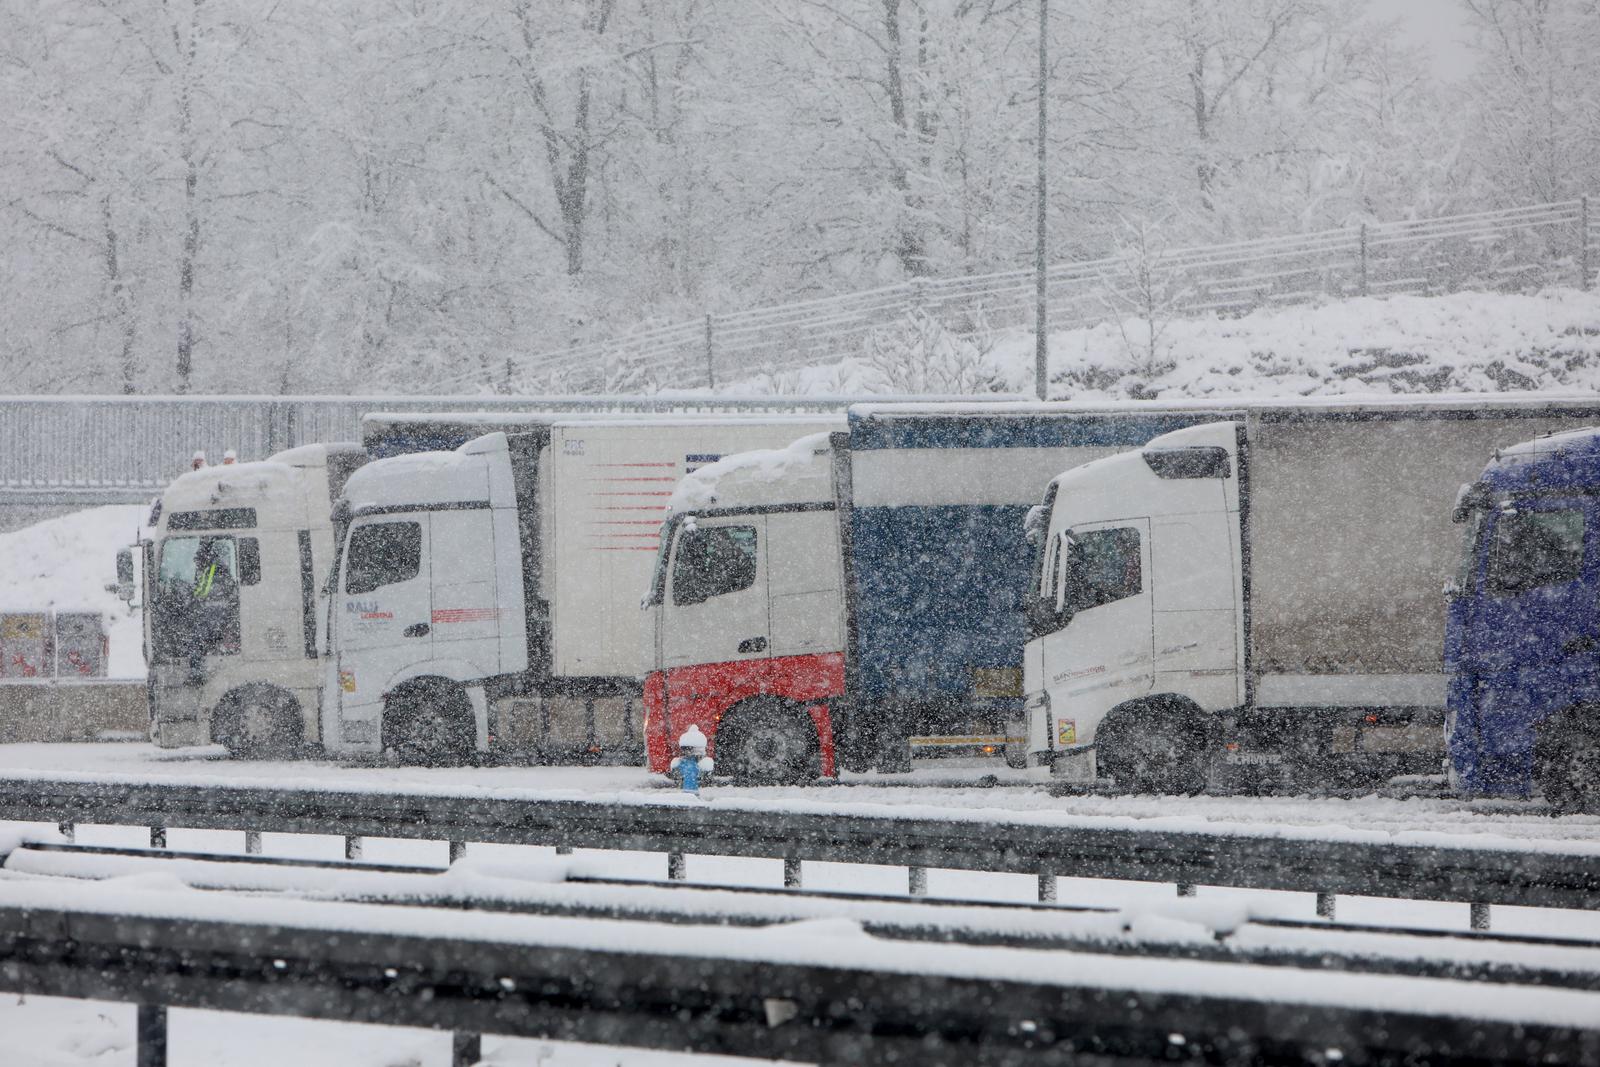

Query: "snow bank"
left=0, top=505, right=147, bottom=678
left=726, top=288, right=1600, bottom=400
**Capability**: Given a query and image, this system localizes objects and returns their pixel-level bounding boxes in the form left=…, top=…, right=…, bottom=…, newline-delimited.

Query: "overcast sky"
left=1380, top=0, right=1477, bottom=81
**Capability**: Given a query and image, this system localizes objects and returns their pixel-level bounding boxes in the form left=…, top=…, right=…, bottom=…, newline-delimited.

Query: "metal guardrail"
left=487, top=197, right=1596, bottom=391
left=4, top=774, right=1598, bottom=914
left=4, top=775, right=1600, bottom=1063
left=0, top=393, right=877, bottom=505
left=11, top=840, right=1598, bottom=992
left=3, top=891, right=1593, bottom=1067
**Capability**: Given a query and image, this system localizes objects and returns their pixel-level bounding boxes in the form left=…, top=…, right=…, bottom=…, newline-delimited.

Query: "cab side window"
left=673, top=526, right=758, bottom=606
left=1066, top=527, right=1142, bottom=611
left=1488, top=509, right=1584, bottom=596
left=345, top=522, right=421, bottom=595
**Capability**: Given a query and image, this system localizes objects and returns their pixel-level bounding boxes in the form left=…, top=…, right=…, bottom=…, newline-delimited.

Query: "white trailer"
left=1022, top=397, right=1600, bottom=791
left=321, top=417, right=840, bottom=763
left=126, top=443, right=366, bottom=755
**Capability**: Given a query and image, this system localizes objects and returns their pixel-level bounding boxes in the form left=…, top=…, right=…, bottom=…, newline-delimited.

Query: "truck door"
left=335, top=515, right=432, bottom=691
left=428, top=508, right=501, bottom=672
left=661, top=515, right=769, bottom=670
left=1039, top=517, right=1154, bottom=748
left=1470, top=498, right=1595, bottom=749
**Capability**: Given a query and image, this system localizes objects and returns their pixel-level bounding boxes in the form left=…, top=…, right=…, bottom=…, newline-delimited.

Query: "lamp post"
left=1034, top=0, right=1049, bottom=400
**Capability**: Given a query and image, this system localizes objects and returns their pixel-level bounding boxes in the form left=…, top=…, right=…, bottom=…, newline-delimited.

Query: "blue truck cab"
left=1446, top=427, right=1600, bottom=810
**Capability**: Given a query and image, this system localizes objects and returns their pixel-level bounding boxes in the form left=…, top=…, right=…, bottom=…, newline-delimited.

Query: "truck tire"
left=1099, top=714, right=1207, bottom=796
left=716, top=699, right=818, bottom=784
left=384, top=682, right=475, bottom=767
left=214, top=688, right=301, bottom=760
left=1539, top=730, right=1600, bottom=814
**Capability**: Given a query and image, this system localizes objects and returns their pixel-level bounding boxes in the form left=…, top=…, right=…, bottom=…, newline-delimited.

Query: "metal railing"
left=0, top=393, right=876, bottom=505
left=4, top=890, right=1591, bottom=1067
left=3, top=773, right=1600, bottom=1064
left=6, top=773, right=1598, bottom=916
left=482, top=197, right=1595, bottom=392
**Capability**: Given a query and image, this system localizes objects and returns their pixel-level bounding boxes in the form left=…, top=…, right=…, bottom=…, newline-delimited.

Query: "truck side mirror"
left=114, top=547, right=136, bottom=605
left=1024, top=504, right=1047, bottom=546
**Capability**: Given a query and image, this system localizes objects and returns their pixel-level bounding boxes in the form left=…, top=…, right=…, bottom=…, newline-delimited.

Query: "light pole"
left=1034, top=0, right=1049, bottom=400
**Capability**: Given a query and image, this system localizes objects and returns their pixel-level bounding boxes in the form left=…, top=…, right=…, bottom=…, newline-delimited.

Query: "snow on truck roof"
left=1048, top=422, right=1238, bottom=493
left=850, top=392, right=1600, bottom=419
left=667, top=433, right=834, bottom=516
left=341, top=433, right=500, bottom=512
left=163, top=460, right=300, bottom=510
left=1491, top=425, right=1600, bottom=465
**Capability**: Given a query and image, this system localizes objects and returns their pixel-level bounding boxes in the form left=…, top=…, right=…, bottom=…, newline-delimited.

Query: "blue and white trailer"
left=830, top=402, right=1231, bottom=769
left=1447, top=424, right=1600, bottom=810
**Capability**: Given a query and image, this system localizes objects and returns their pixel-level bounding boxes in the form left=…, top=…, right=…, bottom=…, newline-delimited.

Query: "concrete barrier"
left=0, top=680, right=146, bottom=743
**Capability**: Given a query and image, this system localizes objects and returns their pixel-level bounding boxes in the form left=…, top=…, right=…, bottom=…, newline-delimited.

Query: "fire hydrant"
left=670, top=725, right=714, bottom=795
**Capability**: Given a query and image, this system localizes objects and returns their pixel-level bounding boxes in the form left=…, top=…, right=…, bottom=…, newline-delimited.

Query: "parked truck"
left=124, top=443, right=367, bottom=755
left=642, top=402, right=1226, bottom=780
left=320, top=416, right=841, bottom=764
left=127, top=417, right=540, bottom=757
left=1446, top=426, right=1600, bottom=811
left=1021, top=397, right=1600, bottom=792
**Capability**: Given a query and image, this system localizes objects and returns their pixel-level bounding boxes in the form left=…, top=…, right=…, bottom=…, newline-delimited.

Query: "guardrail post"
left=136, top=1004, right=167, bottom=1067
left=1316, top=892, right=1336, bottom=920
left=1582, top=195, right=1591, bottom=291
left=908, top=866, right=928, bottom=896
left=783, top=856, right=802, bottom=889
left=1037, top=873, right=1056, bottom=903
left=57, top=820, right=74, bottom=843
left=452, top=1031, right=481, bottom=1067
left=345, top=836, right=363, bottom=862
left=448, top=840, right=467, bottom=864
left=1358, top=223, right=1369, bottom=297
left=244, top=830, right=262, bottom=855
left=704, top=314, right=716, bottom=389
left=1471, top=902, right=1491, bottom=931
left=1176, top=883, right=1196, bottom=898
left=149, top=826, right=166, bottom=850
left=668, top=851, right=686, bottom=881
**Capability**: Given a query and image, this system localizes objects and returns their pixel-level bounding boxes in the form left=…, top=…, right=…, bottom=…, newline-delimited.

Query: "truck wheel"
left=717, top=701, right=818, bottom=784
left=384, top=683, right=475, bottom=767
left=1540, top=732, right=1600, bottom=814
left=1100, top=717, right=1206, bottom=796
left=215, top=690, right=300, bottom=760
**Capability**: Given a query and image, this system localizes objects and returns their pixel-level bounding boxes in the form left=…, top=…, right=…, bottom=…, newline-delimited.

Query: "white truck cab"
left=1023, top=422, right=1242, bottom=790
left=138, top=443, right=366, bottom=755
left=322, top=432, right=523, bottom=760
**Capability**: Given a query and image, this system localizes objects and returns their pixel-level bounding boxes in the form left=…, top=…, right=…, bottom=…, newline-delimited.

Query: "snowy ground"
left=0, top=505, right=147, bottom=678
left=730, top=287, right=1600, bottom=399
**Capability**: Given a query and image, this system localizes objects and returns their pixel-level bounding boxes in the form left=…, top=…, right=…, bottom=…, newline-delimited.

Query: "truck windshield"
left=644, top=515, right=681, bottom=608
left=1453, top=507, right=1487, bottom=597
left=1487, top=507, right=1585, bottom=596
left=1024, top=485, right=1059, bottom=640
left=151, top=535, right=242, bottom=663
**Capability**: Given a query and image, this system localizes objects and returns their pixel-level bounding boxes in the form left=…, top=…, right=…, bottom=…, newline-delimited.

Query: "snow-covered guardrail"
left=0, top=877, right=1595, bottom=1067
left=2, top=773, right=1598, bottom=918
